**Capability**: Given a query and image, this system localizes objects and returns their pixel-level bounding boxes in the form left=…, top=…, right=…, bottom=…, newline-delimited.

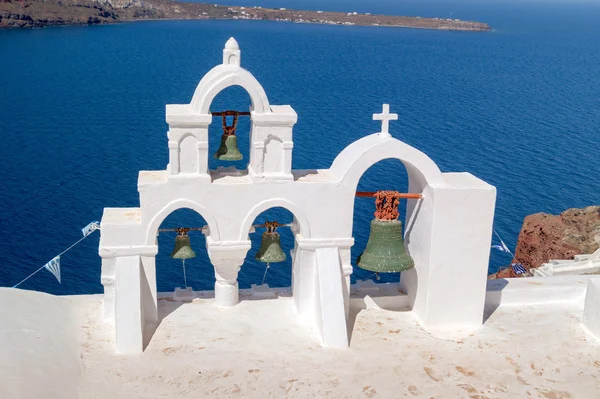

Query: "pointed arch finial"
left=225, top=37, right=239, bottom=50
left=223, top=37, right=241, bottom=66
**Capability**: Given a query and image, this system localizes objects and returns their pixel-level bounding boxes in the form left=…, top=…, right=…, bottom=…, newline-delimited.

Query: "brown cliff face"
left=0, top=0, right=491, bottom=30
left=493, top=206, right=600, bottom=278
left=0, top=0, right=120, bottom=28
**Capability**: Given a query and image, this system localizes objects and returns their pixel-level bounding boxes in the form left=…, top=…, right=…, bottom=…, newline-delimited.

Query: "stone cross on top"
left=373, top=104, right=398, bottom=134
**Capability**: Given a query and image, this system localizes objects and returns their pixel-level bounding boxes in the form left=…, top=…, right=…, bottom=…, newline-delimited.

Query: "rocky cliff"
left=0, top=0, right=491, bottom=31
left=494, top=206, right=600, bottom=278
left=0, top=0, right=121, bottom=28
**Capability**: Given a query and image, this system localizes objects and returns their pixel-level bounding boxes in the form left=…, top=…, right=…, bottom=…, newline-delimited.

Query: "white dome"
left=225, top=37, right=240, bottom=50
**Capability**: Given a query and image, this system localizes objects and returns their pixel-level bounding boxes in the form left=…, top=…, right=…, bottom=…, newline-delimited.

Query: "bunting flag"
left=82, top=221, right=100, bottom=237
left=44, top=256, right=61, bottom=284
left=511, top=263, right=527, bottom=275
left=491, top=244, right=510, bottom=253
left=492, top=229, right=513, bottom=255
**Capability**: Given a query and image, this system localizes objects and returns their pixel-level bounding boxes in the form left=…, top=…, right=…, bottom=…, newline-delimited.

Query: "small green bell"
left=255, top=231, right=286, bottom=263
left=170, top=233, right=196, bottom=260
left=214, top=134, right=243, bottom=161
left=357, top=219, right=414, bottom=273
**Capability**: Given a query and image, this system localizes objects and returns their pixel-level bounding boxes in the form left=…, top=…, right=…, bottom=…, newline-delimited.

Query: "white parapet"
left=533, top=248, right=600, bottom=277
left=583, top=278, right=600, bottom=340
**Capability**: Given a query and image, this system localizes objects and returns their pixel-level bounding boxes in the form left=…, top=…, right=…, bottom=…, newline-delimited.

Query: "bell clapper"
left=261, top=262, right=270, bottom=286
left=182, top=259, right=188, bottom=288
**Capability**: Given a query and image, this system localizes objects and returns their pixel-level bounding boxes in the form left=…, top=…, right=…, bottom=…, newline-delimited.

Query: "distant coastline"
left=0, top=0, right=491, bottom=31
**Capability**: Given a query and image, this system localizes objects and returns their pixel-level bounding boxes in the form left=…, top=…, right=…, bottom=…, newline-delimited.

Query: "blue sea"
left=0, top=0, right=598, bottom=295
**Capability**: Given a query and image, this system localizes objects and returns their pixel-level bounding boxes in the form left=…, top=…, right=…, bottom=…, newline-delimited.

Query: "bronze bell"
left=356, top=190, right=415, bottom=273
left=170, top=230, right=196, bottom=260
left=214, top=112, right=243, bottom=161
left=255, top=221, right=286, bottom=263
left=214, top=134, right=243, bottom=161
left=357, top=219, right=414, bottom=273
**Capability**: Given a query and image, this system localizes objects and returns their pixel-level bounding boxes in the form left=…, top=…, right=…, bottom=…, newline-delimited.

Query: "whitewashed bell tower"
left=165, top=37, right=296, bottom=181
left=99, top=38, right=497, bottom=355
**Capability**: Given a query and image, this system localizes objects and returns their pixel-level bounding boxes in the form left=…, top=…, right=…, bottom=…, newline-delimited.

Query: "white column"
left=406, top=174, right=496, bottom=334
left=214, top=261, right=242, bottom=307
left=315, top=247, right=349, bottom=348
left=100, top=257, right=116, bottom=323
left=207, top=239, right=251, bottom=307
left=140, top=255, right=158, bottom=324
left=168, top=141, right=179, bottom=175
left=338, top=246, right=353, bottom=318
left=197, top=141, right=209, bottom=174
left=114, top=255, right=144, bottom=354
left=282, top=141, right=294, bottom=175
left=293, top=247, right=317, bottom=319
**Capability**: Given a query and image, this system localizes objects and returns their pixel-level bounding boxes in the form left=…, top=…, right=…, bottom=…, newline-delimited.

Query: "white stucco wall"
left=0, top=288, right=81, bottom=399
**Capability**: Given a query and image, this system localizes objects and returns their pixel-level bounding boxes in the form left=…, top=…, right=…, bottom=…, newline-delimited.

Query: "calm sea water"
left=0, top=0, right=598, bottom=294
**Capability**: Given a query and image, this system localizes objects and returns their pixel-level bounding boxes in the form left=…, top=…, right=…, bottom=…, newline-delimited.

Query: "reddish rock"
left=491, top=206, right=600, bottom=279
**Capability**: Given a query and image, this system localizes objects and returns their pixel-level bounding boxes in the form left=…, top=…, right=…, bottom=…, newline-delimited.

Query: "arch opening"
left=155, top=208, right=214, bottom=293
left=208, top=85, right=253, bottom=174
left=238, top=206, right=297, bottom=290
left=351, top=159, right=412, bottom=285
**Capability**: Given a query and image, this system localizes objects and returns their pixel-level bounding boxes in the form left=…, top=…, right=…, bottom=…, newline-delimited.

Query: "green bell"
left=357, top=219, right=414, bottom=273
left=170, top=234, right=196, bottom=259
left=214, top=134, right=243, bottom=161
left=255, top=231, right=286, bottom=263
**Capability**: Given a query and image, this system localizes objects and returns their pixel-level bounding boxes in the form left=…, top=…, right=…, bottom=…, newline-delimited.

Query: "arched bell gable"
left=190, top=65, right=271, bottom=115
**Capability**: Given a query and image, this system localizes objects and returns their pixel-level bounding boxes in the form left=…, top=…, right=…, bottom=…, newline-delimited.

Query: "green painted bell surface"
left=357, top=219, right=414, bottom=273
left=170, top=235, right=196, bottom=259
left=214, top=134, right=243, bottom=161
left=255, top=232, right=286, bottom=263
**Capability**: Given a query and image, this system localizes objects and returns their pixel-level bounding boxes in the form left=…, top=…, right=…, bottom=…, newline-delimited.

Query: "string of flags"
left=491, top=228, right=527, bottom=276
left=43, top=256, right=61, bottom=284
left=82, top=221, right=100, bottom=237
left=12, top=221, right=100, bottom=289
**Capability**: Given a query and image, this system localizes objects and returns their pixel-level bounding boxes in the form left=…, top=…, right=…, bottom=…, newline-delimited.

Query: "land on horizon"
left=0, top=0, right=491, bottom=31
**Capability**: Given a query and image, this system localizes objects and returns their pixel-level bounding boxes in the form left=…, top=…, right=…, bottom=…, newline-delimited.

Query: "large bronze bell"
left=357, top=219, right=414, bottom=273
left=214, top=112, right=243, bottom=161
left=356, top=190, right=415, bottom=273
left=255, top=222, right=286, bottom=263
left=170, top=231, right=196, bottom=260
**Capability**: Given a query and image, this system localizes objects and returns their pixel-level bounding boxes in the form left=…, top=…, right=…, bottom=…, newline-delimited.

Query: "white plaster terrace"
left=3, top=275, right=600, bottom=398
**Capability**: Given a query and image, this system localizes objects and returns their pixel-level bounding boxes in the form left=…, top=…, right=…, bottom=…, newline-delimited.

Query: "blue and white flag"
left=44, top=256, right=61, bottom=284
left=491, top=244, right=509, bottom=253
left=511, top=263, right=527, bottom=275
left=492, top=238, right=512, bottom=254
left=82, top=221, right=100, bottom=237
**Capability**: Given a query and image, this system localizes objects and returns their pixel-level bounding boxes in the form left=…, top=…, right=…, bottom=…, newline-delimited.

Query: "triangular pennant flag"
left=82, top=221, right=100, bottom=237
left=44, top=256, right=61, bottom=284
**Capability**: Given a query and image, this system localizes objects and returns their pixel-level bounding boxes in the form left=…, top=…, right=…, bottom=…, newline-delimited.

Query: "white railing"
left=532, top=248, right=600, bottom=276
